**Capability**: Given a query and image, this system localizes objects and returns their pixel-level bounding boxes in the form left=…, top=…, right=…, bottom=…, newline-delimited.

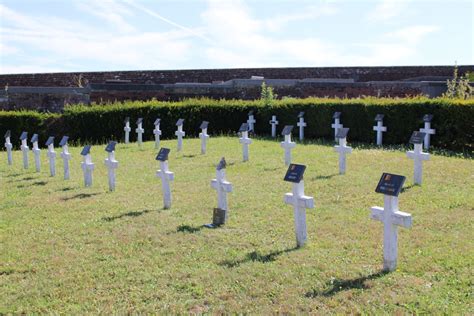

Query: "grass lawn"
left=1, top=136, right=473, bottom=314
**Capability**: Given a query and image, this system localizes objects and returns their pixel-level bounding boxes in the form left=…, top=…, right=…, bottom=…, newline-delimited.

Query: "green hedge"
left=1, top=97, right=473, bottom=152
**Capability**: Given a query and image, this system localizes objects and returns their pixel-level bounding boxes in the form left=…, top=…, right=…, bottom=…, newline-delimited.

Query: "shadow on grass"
left=102, top=209, right=153, bottom=222
left=177, top=224, right=205, bottom=233
left=0, top=268, right=35, bottom=275
left=61, top=192, right=101, bottom=201
left=57, top=187, right=75, bottom=192
left=182, top=154, right=197, bottom=158
left=305, top=270, right=388, bottom=298
left=17, top=180, right=48, bottom=188
left=401, top=183, right=419, bottom=193
left=220, top=247, right=298, bottom=268
left=312, top=173, right=338, bottom=180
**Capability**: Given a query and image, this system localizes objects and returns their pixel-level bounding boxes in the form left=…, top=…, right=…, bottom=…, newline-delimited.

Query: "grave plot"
left=0, top=137, right=472, bottom=314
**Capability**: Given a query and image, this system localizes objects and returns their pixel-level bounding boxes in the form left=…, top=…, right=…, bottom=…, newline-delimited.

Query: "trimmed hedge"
left=1, top=97, right=473, bottom=152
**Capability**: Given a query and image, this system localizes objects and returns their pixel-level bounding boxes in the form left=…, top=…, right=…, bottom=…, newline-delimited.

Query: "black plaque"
left=335, top=127, right=349, bottom=139
left=375, top=173, right=406, bottom=197
left=333, top=112, right=341, bottom=119
left=298, top=111, right=305, bottom=118
left=105, top=141, right=117, bottom=152
left=20, top=131, right=28, bottom=140
left=80, top=145, right=91, bottom=156
left=176, top=118, right=184, bottom=126
left=30, top=134, right=39, bottom=143
left=136, top=117, right=143, bottom=125
left=216, top=157, right=226, bottom=170
left=200, top=121, right=209, bottom=129
left=281, top=125, right=294, bottom=136
left=239, top=123, right=249, bottom=132
left=4, top=130, right=11, bottom=138
left=375, top=114, right=384, bottom=121
left=154, top=118, right=161, bottom=126
left=45, top=136, right=54, bottom=146
left=156, top=147, right=170, bottom=161
left=212, top=208, right=227, bottom=226
left=423, top=114, right=433, bottom=122
left=409, top=131, right=426, bottom=144
left=284, top=164, right=306, bottom=183
left=59, top=136, right=69, bottom=147
left=124, top=117, right=130, bottom=124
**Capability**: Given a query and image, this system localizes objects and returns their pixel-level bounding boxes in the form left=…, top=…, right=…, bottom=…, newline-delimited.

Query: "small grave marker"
left=31, top=134, right=41, bottom=172
left=175, top=119, right=185, bottom=152
left=156, top=148, right=174, bottom=209
left=333, top=127, right=352, bottom=174
left=80, top=145, right=94, bottom=187
left=284, top=164, right=315, bottom=247
left=247, top=110, right=256, bottom=132
left=373, top=114, right=387, bottom=146
left=419, top=114, right=435, bottom=150
left=104, top=141, right=119, bottom=191
left=269, top=115, right=279, bottom=138
left=123, top=117, right=131, bottom=144
left=239, top=123, right=252, bottom=162
left=331, top=112, right=343, bottom=141
left=153, top=118, right=161, bottom=149
left=20, top=131, right=29, bottom=169
left=4, top=130, right=13, bottom=165
left=297, top=112, right=306, bottom=141
left=406, top=131, right=430, bottom=185
left=45, top=136, right=56, bottom=176
left=59, top=136, right=71, bottom=180
left=280, top=125, right=296, bottom=166
left=135, top=118, right=144, bottom=148
left=370, top=173, right=412, bottom=271
left=209, top=157, right=233, bottom=227
left=199, top=121, right=210, bottom=154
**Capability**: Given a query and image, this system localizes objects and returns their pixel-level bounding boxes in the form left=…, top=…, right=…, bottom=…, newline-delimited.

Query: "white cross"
left=269, top=115, right=279, bottom=138
left=81, top=154, right=95, bottom=187
left=247, top=114, right=256, bottom=132
left=373, top=120, right=387, bottom=146
left=60, top=144, right=72, bottom=180
left=21, top=138, right=29, bottom=169
left=406, top=143, right=430, bottom=185
left=297, top=117, right=306, bottom=141
left=284, top=180, right=315, bottom=247
left=333, top=137, right=352, bottom=174
left=47, top=143, right=56, bottom=177
left=239, top=130, right=252, bottom=162
left=136, top=123, right=144, bottom=148
left=280, top=133, right=296, bottom=166
left=199, top=128, right=210, bottom=154
left=32, top=141, right=41, bottom=172
left=370, top=194, right=412, bottom=271
left=153, top=123, right=162, bottom=149
left=4, top=136, right=13, bottom=165
left=175, top=125, right=185, bottom=152
left=331, top=118, right=343, bottom=141
left=420, top=122, right=435, bottom=150
left=211, top=168, right=233, bottom=222
left=124, top=122, right=131, bottom=144
left=156, top=160, right=175, bottom=209
left=104, top=151, right=119, bottom=191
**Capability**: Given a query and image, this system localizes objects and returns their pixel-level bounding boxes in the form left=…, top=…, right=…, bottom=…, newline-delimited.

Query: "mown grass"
left=1, top=137, right=473, bottom=314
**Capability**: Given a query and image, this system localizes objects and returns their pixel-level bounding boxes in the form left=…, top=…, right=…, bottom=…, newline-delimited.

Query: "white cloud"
left=387, top=25, right=439, bottom=44
left=75, top=0, right=136, bottom=33
left=367, top=0, right=411, bottom=22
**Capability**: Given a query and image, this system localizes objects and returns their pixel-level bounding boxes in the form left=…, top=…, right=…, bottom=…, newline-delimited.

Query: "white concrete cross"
left=20, top=132, right=29, bottom=169
left=80, top=146, right=94, bottom=187
left=199, top=121, right=210, bottom=154
left=297, top=115, right=306, bottom=141
left=269, top=115, right=279, bottom=138
left=331, top=116, right=343, bottom=141
left=60, top=137, right=71, bottom=180
left=104, top=142, right=119, bottom=191
left=420, top=121, right=435, bottom=150
left=211, top=159, right=233, bottom=223
left=31, top=135, right=41, bottom=172
left=156, top=157, right=174, bottom=209
left=373, top=116, right=387, bottom=146
left=280, top=126, right=296, bottom=166
left=284, top=180, right=315, bottom=247
left=46, top=137, right=56, bottom=177
left=406, top=142, right=430, bottom=185
left=333, top=131, right=352, bottom=175
left=135, top=118, right=144, bottom=148
left=153, top=119, right=161, bottom=149
left=124, top=118, right=131, bottom=144
left=247, top=112, right=256, bottom=132
left=175, top=119, right=185, bottom=152
left=239, top=125, right=252, bottom=162
left=4, top=131, right=13, bottom=165
left=371, top=194, right=412, bottom=271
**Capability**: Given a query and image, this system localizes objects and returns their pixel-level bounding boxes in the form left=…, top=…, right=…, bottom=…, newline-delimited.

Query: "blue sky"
left=0, top=0, right=472, bottom=74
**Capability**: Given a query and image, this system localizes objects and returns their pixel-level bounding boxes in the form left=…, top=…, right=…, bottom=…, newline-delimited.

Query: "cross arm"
left=370, top=206, right=384, bottom=222
left=284, top=193, right=314, bottom=208
left=392, top=210, right=412, bottom=228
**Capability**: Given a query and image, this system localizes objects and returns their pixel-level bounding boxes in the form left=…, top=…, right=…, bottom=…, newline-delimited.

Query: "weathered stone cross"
left=80, top=145, right=94, bottom=187
left=123, top=117, right=131, bottom=144
left=406, top=131, right=430, bottom=185
left=153, top=118, right=161, bottom=149
left=297, top=112, right=306, bottom=141
left=333, top=128, right=352, bottom=174
left=45, top=136, right=56, bottom=177
left=373, top=114, right=387, bottom=146
left=210, top=157, right=233, bottom=226
left=247, top=110, right=256, bottom=132
left=104, top=141, right=119, bottom=191
left=331, top=112, right=343, bottom=141
left=239, top=123, right=252, bottom=162
left=269, top=115, right=279, bottom=138
left=419, top=114, right=435, bottom=150
left=59, top=136, right=71, bottom=180
left=175, top=119, right=185, bottom=152
left=4, top=130, right=13, bottom=165
left=31, top=134, right=41, bottom=172
left=135, top=118, right=144, bottom=148
left=280, top=125, right=296, bottom=166
left=20, top=131, right=29, bottom=169
left=199, top=121, right=210, bottom=154
left=156, top=148, right=174, bottom=209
